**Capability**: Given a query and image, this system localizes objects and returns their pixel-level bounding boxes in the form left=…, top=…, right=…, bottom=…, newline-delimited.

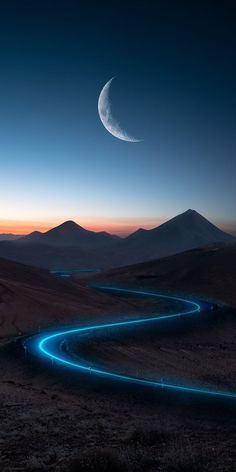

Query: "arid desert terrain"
left=1, top=247, right=236, bottom=471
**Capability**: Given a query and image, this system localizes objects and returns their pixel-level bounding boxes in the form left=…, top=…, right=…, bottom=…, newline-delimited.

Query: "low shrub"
left=127, top=427, right=172, bottom=447
left=68, top=447, right=128, bottom=472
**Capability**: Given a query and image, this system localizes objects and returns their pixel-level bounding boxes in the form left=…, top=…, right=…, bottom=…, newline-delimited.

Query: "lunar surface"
left=98, top=77, right=141, bottom=142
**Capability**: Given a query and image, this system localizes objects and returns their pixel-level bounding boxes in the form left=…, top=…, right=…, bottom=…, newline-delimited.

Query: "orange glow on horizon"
left=0, top=217, right=236, bottom=237
left=0, top=221, right=53, bottom=235
left=0, top=217, right=165, bottom=236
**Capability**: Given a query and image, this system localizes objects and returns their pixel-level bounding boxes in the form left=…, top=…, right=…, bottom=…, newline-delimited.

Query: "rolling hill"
left=92, top=243, right=236, bottom=307
left=0, top=257, right=131, bottom=338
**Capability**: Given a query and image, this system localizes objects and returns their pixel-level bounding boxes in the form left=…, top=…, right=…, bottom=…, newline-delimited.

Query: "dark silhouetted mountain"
left=0, top=211, right=234, bottom=270
left=0, top=220, right=119, bottom=270
left=18, top=220, right=120, bottom=247
left=110, top=209, right=235, bottom=265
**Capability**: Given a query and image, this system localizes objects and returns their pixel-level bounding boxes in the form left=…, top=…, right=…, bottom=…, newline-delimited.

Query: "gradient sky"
left=0, top=1, right=235, bottom=235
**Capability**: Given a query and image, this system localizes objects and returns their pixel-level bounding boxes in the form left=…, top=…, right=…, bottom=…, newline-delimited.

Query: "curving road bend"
left=25, top=286, right=236, bottom=401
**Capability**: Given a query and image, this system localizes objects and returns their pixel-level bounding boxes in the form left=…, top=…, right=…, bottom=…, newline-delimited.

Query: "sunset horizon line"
left=0, top=218, right=165, bottom=237
left=1, top=214, right=236, bottom=238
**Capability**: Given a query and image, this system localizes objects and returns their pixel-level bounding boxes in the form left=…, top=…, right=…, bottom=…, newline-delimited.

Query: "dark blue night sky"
left=0, top=1, right=235, bottom=235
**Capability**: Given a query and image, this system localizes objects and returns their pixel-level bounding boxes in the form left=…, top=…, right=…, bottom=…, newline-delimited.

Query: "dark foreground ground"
left=1, top=297, right=236, bottom=471
left=1, top=256, right=236, bottom=471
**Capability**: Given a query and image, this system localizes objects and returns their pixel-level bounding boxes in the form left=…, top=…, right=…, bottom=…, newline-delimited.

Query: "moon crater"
left=98, top=77, right=141, bottom=142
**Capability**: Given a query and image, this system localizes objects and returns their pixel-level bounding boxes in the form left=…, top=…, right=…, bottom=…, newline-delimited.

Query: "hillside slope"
left=0, top=258, right=126, bottom=337
left=91, top=243, right=236, bottom=307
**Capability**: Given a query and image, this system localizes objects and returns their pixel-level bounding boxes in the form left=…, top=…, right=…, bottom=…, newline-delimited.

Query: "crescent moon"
left=98, top=77, right=141, bottom=142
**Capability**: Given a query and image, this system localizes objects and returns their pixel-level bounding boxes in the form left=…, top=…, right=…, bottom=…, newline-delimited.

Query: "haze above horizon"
left=0, top=2, right=235, bottom=235
left=1, top=210, right=236, bottom=238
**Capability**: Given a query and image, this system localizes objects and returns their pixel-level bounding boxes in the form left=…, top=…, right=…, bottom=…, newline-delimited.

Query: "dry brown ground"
left=75, top=305, right=236, bottom=395
left=0, top=257, right=236, bottom=471
left=89, top=244, right=236, bottom=308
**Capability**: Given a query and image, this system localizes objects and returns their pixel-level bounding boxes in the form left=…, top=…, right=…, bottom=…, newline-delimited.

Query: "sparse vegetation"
left=67, top=441, right=207, bottom=472
left=163, top=458, right=205, bottom=472
left=160, top=440, right=207, bottom=472
left=68, top=448, right=128, bottom=472
left=126, top=427, right=172, bottom=446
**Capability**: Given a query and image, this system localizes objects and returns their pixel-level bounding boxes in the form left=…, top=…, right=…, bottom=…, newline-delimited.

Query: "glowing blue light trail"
left=27, top=287, right=236, bottom=400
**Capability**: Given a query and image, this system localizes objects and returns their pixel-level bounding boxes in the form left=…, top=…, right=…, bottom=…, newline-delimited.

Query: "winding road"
left=25, top=286, right=236, bottom=401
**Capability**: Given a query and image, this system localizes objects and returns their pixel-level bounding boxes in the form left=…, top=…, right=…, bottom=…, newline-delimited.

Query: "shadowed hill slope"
left=0, top=257, right=128, bottom=338
left=91, top=243, right=236, bottom=307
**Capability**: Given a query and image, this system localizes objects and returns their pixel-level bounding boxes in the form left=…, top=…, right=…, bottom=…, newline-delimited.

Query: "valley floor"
left=0, top=289, right=236, bottom=472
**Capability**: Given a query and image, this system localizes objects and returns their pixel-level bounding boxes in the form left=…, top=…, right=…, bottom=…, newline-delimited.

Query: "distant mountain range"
left=18, top=220, right=120, bottom=248
left=109, top=209, right=235, bottom=266
left=0, top=234, right=21, bottom=242
left=0, top=210, right=234, bottom=270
